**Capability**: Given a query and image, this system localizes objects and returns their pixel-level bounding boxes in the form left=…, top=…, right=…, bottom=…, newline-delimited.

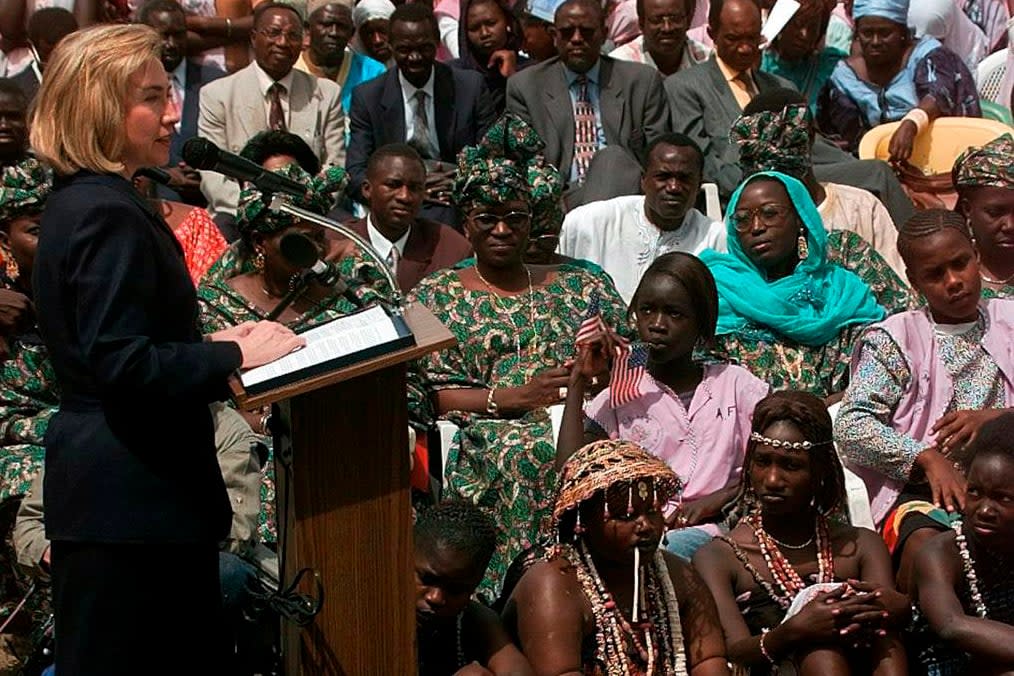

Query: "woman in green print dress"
left=408, top=114, right=629, bottom=602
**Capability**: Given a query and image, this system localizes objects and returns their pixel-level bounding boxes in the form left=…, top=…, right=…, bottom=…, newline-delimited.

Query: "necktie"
left=387, top=246, right=400, bottom=275
left=410, top=90, right=437, bottom=160
left=735, top=70, right=759, bottom=103
left=268, top=82, right=287, bottom=131
left=572, top=75, right=597, bottom=184
left=170, top=75, right=183, bottom=132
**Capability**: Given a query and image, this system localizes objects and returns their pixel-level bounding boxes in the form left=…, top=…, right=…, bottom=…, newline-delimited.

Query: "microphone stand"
left=267, top=195, right=405, bottom=316
left=265, top=271, right=312, bottom=321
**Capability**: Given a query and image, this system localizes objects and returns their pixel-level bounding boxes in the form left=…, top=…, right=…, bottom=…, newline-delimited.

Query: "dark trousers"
left=51, top=540, right=224, bottom=676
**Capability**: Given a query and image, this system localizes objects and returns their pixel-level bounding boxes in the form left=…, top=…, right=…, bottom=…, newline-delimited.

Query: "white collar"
left=253, top=62, right=296, bottom=97
left=171, top=59, right=187, bottom=88
left=398, top=69, right=435, bottom=100
left=366, top=214, right=411, bottom=260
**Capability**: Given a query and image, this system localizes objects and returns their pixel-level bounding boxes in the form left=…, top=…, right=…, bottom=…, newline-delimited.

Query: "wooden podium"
left=231, top=303, right=455, bottom=675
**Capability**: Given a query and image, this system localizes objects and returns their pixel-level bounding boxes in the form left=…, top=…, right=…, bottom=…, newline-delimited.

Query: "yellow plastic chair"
left=858, top=117, right=1014, bottom=172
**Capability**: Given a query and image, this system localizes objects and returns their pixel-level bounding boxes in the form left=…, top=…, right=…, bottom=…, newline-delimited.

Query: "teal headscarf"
left=698, top=171, right=885, bottom=347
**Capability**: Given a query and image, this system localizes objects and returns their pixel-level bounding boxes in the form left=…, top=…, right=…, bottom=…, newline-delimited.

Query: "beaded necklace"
left=474, top=264, right=536, bottom=365
left=952, top=520, right=988, bottom=618
left=747, top=512, right=834, bottom=609
left=566, top=541, right=689, bottom=675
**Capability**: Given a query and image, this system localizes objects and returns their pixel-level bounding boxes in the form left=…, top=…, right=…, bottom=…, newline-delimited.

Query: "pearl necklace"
left=952, top=520, right=988, bottom=618
left=474, top=264, right=536, bottom=366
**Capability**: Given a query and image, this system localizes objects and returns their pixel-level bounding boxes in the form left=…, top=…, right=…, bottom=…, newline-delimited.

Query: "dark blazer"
left=345, top=217, right=473, bottom=292
left=505, top=55, right=671, bottom=184
left=170, top=59, right=227, bottom=165
left=664, top=56, right=793, bottom=197
left=345, top=62, right=497, bottom=202
left=34, top=172, right=240, bottom=544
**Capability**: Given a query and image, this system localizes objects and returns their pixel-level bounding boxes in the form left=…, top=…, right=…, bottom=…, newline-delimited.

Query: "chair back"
left=976, top=48, right=1009, bottom=102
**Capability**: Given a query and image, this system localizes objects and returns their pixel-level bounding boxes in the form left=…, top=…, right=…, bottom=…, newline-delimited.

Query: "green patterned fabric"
left=729, top=104, right=813, bottom=179
left=234, top=163, right=348, bottom=237
left=704, top=230, right=914, bottom=397
left=0, top=157, right=50, bottom=226
left=407, top=263, right=630, bottom=602
left=952, top=133, right=1014, bottom=189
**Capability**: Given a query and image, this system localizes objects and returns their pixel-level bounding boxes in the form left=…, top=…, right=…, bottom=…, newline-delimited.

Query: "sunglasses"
left=469, top=211, right=532, bottom=231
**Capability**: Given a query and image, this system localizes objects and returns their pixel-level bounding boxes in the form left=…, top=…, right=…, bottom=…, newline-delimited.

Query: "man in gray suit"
left=197, top=2, right=346, bottom=218
left=665, top=0, right=913, bottom=225
left=506, top=0, right=670, bottom=206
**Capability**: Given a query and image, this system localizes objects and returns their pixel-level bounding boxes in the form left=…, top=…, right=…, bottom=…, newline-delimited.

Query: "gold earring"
left=254, top=248, right=266, bottom=270
left=1, top=245, right=18, bottom=281
left=797, top=233, right=809, bottom=260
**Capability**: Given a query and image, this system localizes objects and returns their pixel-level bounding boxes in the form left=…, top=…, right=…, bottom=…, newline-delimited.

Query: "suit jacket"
left=345, top=62, right=497, bottom=203
left=171, top=59, right=227, bottom=166
left=345, top=217, right=472, bottom=292
left=33, top=172, right=240, bottom=543
left=505, top=55, right=671, bottom=184
left=665, top=56, right=792, bottom=197
left=197, top=63, right=346, bottom=216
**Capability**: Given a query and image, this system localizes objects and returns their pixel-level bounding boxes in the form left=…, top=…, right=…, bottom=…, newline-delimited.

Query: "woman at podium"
left=408, top=114, right=629, bottom=603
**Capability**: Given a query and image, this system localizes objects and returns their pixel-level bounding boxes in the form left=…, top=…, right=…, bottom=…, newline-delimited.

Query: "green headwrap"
left=235, top=163, right=348, bottom=238
left=730, top=104, right=813, bottom=179
left=0, top=157, right=51, bottom=225
left=952, top=134, right=1014, bottom=190
left=452, top=113, right=564, bottom=236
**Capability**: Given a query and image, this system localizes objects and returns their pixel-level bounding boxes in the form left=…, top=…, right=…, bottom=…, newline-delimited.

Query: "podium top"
left=229, top=302, right=455, bottom=409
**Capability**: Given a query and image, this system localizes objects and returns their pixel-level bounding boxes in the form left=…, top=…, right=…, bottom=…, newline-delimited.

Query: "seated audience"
left=952, top=134, right=1014, bottom=300
left=343, top=143, right=472, bottom=293
left=732, top=90, right=906, bottom=281
left=609, top=0, right=711, bottom=76
left=913, top=413, right=1014, bottom=675
left=516, top=6, right=557, bottom=63
left=346, top=3, right=497, bottom=224
left=407, top=114, right=628, bottom=602
left=818, top=0, right=982, bottom=159
left=450, top=0, right=528, bottom=115
left=351, top=0, right=396, bottom=66
left=908, top=0, right=989, bottom=73
left=502, top=439, right=730, bottom=675
left=698, top=171, right=910, bottom=397
left=506, top=0, right=671, bottom=206
left=197, top=2, right=345, bottom=219
left=835, top=209, right=1013, bottom=593
left=693, top=390, right=908, bottom=675
left=0, top=79, right=29, bottom=168
left=557, top=252, right=768, bottom=560
left=295, top=0, right=386, bottom=120
left=760, top=0, right=846, bottom=113
left=415, top=501, right=533, bottom=676
left=558, top=133, right=726, bottom=304
left=9, top=8, right=77, bottom=103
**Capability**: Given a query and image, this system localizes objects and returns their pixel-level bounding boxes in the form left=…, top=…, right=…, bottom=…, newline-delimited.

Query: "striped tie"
left=572, top=75, right=597, bottom=183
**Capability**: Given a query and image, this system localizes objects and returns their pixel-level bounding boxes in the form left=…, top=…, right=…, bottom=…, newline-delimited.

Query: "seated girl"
left=913, top=412, right=1014, bottom=675
left=835, top=210, right=1014, bottom=593
left=557, top=252, right=769, bottom=561
left=694, top=390, right=908, bottom=676
left=502, top=439, right=730, bottom=675
left=415, top=501, right=533, bottom=676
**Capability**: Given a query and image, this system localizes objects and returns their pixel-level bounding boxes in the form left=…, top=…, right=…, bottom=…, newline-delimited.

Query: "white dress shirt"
left=367, top=214, right=411, bottom=271
left=253, top=62, right=296, bottom=128
left=398, top=69, right=439, bottom=153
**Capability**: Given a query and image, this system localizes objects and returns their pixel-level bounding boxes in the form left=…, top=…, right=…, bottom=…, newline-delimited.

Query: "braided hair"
left=897, top=209, right=973, bottom=269
left=414, top=501, right=497, bottom=572
left=968, top=412, right=1014, bottom=466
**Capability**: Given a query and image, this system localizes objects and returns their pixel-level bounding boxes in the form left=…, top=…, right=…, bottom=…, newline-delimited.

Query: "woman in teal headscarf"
left=699, top=171, right=912, bottom=398
left=407, top=113, right=629, bottom=602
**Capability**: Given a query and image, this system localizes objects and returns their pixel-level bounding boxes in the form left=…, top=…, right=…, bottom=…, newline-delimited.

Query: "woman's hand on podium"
left=210, top=320, right=305, bottom=369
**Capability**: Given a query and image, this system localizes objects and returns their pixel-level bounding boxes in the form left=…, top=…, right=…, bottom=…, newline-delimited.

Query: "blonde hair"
left=30, top=24, right=161, bottom=176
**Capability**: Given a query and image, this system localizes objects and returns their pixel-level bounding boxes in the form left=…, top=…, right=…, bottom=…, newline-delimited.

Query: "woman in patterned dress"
left=408, top=114, right=629, bottom=602
left=698, top=171, right=911, bottom=399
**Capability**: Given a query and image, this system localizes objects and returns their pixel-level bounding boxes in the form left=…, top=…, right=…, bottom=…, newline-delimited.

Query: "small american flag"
left=575, top=293, right=606, bottom=346
left=609, top=342, right=649, bottom=408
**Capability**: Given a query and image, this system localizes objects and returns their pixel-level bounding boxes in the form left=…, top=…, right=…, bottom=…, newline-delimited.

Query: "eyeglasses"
left=529, top=233, right=560, bottom=250
left=256, top=28, right=304, bottom=43
left=554, top=25, right=599, bottom=41
left=645, top=12, right=688, bottom=28
left=469, top=211, right=532, bottom=231
left=730, top=204, right=794, bottom=232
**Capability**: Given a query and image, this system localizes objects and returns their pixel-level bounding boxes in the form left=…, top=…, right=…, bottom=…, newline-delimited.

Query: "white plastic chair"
left=977, top=48, right=1009, bottom=102
left=827, top=402, right=876, bottom=530
left=701, top=182, right=723, bottom=222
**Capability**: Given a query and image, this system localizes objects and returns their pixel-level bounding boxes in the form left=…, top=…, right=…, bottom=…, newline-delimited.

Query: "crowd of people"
left=0, top=0, right=1012, bottom=673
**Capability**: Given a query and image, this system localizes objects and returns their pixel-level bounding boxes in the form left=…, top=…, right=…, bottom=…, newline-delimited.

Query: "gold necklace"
left=981, top=270, right=1014, bottom=285
left=474, top=264, right=536, bottom=365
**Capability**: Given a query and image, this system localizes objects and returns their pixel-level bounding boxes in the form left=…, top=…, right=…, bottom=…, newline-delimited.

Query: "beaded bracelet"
left=759, top=628, right=776, bottom=665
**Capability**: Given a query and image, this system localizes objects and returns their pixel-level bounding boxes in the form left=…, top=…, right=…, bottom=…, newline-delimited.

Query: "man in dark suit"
left=665, top=0, right=913, bottom=225
left=139, top=0, right=225, bottom=204
left=346, top=3, right=496, bottom=224
left=341, top=144, right=471, bottom=292
left=505, top=0, right=670, bottom=206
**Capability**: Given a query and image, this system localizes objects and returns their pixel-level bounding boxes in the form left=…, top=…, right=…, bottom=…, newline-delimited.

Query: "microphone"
left=279, top=232, right=364, bottom=310
left=182, top=137, right=307, bottom=199
left=133, top=166, right=172, bottom=185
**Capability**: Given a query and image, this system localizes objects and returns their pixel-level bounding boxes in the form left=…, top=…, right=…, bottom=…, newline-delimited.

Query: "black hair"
left=390, top=2, right=440, bottom=38
left=897, top=209, right=973, bottom=269
left=414, top=501, right=497, bottom=572
left=463, top=0, right=524, bottom=57
left=742, top=87, right=807, bottom=116
left=27, top=7, right=78, bottom=48
left=308, top=1, right=352, bottom=21
left=136, top=0, right=185, bottom=25
left=643, top=132, right=704, bottom=174
left=968, top=412, right=1014, bottom=466
left=554, top=0, right=605, bottom=25
left=239, top=130, right=321, bottom=174
left=635, top=0, right=695, bottom=23
left=0, top=79, right=28, bottom=108
left=708, top=0, right=757, bottom=32
left=735, top=390, right=846, bottom=516
left=366, top=142, right=426, bottom=177
left=629, top=251, right=719, bottom=341
left=253, top=1, right=303, bottom=29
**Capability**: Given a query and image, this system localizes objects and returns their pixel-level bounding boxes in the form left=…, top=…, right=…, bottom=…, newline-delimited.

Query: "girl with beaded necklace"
left=502, top=439, right=730, bottom=676
left=913, top=412, right=1014, bottom=675
left=557, top=252, right=769, bottom=561
left=694, top=391, right=908, bottom=675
